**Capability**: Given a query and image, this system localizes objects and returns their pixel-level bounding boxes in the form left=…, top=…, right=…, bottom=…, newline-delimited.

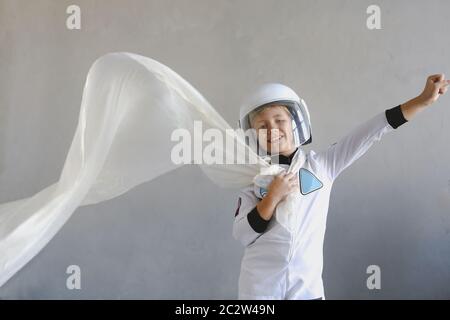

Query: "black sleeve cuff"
left=385, top=105, right=408, bottom=129
left=247, top=206, right=271, bottom=233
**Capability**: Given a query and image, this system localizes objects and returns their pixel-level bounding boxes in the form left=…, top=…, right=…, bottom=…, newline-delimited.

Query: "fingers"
left=288, top=172, right=298, bottom=181
left=274, top=171, right=298, bottom=186
left=438, top=79, right=449, bottom=94
left=269, top=171, right=300, bottom=198
left=289, top=175, right=299, bottom=188
left=279, top=171, right=295, bottom=178
left=276, top=172, right=287, bottom=179
left=426, top=74, right=449, bottom=96
left=289, top=183, right=300, bottom=192
left=274, top=171, right=298, bottom=185
left=440, top=80, right=450, bottom=87
left=428, top=74, right=444, bottom=83
left=427, top=74, right=450, bottom=86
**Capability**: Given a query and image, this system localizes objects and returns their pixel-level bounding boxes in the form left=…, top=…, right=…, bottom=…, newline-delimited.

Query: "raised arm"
left=315, top=74, right=449, bottom=182
left=400, top=74, right=449, bottom=120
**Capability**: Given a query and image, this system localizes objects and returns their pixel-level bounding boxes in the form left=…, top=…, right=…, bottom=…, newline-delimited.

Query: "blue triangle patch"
left=299, top=168, right=323, bottom=195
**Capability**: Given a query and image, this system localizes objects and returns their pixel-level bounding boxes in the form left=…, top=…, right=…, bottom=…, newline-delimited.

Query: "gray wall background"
left=0, top=0, right=449, bottom=299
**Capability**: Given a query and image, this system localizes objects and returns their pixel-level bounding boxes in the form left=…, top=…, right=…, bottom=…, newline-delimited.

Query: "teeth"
left=269, top=137, right=283, bottom=143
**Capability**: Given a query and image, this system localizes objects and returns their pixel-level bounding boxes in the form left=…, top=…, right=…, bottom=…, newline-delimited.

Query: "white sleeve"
left=315, top=110, right=402, bottom=181
left=232, top=186, right=270, bottom=247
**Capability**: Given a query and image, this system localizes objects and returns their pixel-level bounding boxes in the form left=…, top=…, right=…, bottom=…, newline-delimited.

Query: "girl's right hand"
left=267, top=171, right=299, bottom=204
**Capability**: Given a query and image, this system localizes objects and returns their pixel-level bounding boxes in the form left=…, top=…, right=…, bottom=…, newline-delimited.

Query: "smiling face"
left=249, top=104, right=297, bottom=156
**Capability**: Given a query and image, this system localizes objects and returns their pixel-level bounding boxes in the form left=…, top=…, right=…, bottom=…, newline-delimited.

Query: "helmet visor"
left=239, top=100, right=312, bottom=156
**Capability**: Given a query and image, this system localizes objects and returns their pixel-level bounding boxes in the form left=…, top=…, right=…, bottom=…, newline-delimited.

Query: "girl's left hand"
left=417, top=74, right=450, bottom=106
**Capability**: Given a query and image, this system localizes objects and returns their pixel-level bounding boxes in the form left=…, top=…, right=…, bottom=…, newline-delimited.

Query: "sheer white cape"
left=0, top=52, right=295, bottom=287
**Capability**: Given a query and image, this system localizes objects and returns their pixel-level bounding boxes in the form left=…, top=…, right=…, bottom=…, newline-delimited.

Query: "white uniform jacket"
left=232, top=106, right=408, bottom=299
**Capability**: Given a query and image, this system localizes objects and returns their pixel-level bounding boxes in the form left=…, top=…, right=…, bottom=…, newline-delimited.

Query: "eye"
left=276, top=119, right=286, bottom=123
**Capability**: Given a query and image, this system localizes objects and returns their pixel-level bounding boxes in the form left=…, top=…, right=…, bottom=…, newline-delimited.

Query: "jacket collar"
left=272, top=148, right=299, bottom=165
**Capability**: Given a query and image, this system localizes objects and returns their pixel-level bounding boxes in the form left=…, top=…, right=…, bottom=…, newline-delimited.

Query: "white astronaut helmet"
left=239, top=83, right=312, bottom=155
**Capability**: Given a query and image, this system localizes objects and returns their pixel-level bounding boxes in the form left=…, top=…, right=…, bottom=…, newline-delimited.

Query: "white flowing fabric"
left=0, top=52, right=279, bottom=287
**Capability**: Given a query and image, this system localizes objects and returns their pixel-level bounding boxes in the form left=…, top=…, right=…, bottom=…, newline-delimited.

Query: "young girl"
left=233, top=76, right=449, bottom=300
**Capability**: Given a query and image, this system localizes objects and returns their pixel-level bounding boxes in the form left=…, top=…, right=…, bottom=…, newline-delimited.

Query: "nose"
left=267, top=125, right=280, bottom=140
